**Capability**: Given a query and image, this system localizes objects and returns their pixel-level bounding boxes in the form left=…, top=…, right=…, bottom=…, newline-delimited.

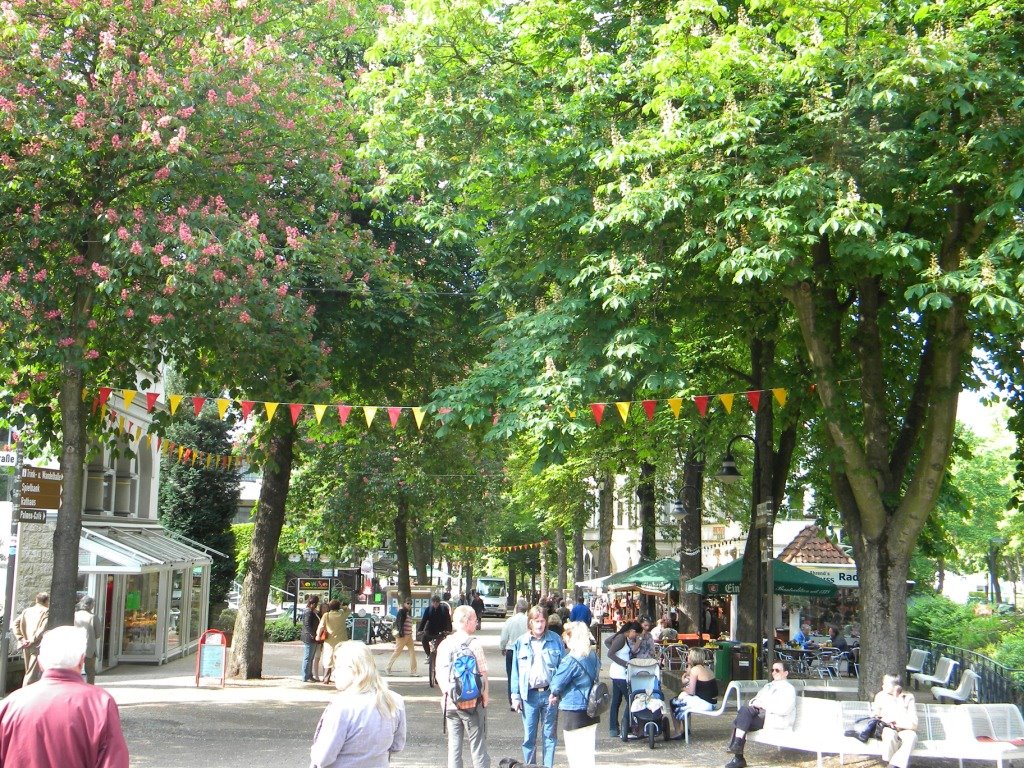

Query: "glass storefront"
left=166, top=569, right=184, bottom=655
left=122, top=572, right=161, bottom=658
left=189, top=566, right=204, bottom=645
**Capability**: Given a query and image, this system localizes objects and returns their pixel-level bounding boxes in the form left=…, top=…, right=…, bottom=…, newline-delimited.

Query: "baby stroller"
left=625, top=658, right=669, bottom=749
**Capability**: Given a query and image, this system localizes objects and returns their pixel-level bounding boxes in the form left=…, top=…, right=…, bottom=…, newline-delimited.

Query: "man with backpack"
left=509, top=607, right=565, bottom=768
left=436, top=605, right=490, bottom=768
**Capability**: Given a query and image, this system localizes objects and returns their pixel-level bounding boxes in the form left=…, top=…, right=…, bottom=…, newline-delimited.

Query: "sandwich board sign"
left=195, top=629, right=227, bottom=687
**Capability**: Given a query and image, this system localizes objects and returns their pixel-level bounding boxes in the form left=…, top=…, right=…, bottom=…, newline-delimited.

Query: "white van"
left=475, top=576, right=508, bottom=617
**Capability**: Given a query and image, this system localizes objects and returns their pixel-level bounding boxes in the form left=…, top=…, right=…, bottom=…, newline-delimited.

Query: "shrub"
left=214, top=608, right=237, bottom=632
left=907, top=594, right=975, bottom=646
left=265, top=615, right=301, bottom=642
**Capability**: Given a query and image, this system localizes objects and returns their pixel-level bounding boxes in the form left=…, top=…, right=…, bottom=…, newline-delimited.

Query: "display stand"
left=195, top=629, right=227, bottom=688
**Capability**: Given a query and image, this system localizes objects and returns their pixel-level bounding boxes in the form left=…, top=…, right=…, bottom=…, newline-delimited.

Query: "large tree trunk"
left=678, top=448, right=704, bottom=634
left=572, top=526, right=584, bottom=601
left=229, top=424, right=295, bottom=679
left=539, top=548, right=548, bottom=599
left=555, top=527, right=567, bottom=594
left=51, top=356, right=89, bottom=627
left=596, top=469, right=614, bottom=576
left=637, top=462, right=657, bottom=561
left=411, top=535, right=430, bottom=585
left=394, top=497, right=412, bottom=600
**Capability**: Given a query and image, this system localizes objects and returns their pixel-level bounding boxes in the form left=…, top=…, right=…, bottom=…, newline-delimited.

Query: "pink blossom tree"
left=0, top=0, right=385, bottom=627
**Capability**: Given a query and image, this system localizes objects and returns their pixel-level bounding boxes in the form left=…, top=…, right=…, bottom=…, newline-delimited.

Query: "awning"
left=685, top=557, right=837, bottom=598
left=606, top=557, right=681, bottom=592
left=79, top=526, right=213, bottom=574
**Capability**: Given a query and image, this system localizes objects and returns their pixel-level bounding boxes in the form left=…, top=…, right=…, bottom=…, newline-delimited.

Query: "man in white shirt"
left=725, top=661, right=797, bottom=768
left=436, top=606, right=490, bottom=768
left=499, top=599, right=529, bottom=708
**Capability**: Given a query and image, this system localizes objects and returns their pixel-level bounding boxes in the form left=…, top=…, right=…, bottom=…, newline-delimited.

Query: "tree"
left=0, top=0, right=383, bottom=625
left=594, top=0, right=1024, bottom=689
left=158, top=411, right=240, bottom=606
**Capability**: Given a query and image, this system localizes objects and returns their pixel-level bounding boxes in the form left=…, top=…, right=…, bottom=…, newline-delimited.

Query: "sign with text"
left=20, top=466, right=63, bottom=509
left=0, top=451, right=16, bottom=467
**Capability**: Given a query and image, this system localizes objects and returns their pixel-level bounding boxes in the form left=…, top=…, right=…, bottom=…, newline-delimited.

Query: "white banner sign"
left=794, top=564, right=859, bottom=588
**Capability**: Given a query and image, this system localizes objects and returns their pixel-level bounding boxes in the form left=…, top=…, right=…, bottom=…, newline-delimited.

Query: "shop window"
left=188, top=566, right=204, bottom=644
left=122, top=573, right=159, bottom=657
left=166, top=569, right=183, bottom=654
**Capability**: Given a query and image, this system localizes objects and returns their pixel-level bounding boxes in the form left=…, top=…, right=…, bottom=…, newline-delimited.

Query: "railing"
left=908, top=636, right=1024, bottom=708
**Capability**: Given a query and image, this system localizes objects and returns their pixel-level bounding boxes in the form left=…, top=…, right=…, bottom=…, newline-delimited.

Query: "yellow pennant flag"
left=177, top=446, right=185, bottom=461
left=100, top=405, right=108, bottom=421
left=363, top=406, right=377, bottom=427
left=206, top=454, right=213, bottom=468
left=667, top=397, right=683, bottom=417
left=313, top=404, right=328, bottom=424
left=122, top=389, right=137, bottom=410
left=265, top=402, right=279, bottom=421
left=134, top=427, right=142, bottom=443
left=117, top=416, right=125, bottom=432
left=719, top=393, right=734, bottom=413
left=772, top=388, right=788, bottom=407
left=168, top=394, right=183, bottom=415
left=412, top=407, right=426, bottom=429
left=615, top=401, right=631, bottom=423
left=216, top=398, right=232, bottom=419
left=566, top=407, right=577, bottom=419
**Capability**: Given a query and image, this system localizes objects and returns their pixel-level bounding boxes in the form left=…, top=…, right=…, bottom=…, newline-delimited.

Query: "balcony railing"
left=908, top=635, right=1024, bottom=708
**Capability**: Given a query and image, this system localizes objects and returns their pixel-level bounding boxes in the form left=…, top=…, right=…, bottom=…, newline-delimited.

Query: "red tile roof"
left=778, top=525, right=854, bottom=565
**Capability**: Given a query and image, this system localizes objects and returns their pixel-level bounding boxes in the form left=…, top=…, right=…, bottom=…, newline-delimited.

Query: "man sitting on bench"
left=724, top=661, right=797, bottom=768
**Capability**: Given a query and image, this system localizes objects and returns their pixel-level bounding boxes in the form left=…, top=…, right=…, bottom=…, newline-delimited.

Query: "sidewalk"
left=101, top=622, right=883, bottom=768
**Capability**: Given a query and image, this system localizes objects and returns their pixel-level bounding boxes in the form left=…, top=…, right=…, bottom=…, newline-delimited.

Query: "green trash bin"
left=714, top=641, right=737, bottom=685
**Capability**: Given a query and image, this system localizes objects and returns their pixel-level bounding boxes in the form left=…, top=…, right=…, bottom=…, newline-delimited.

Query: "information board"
left=195, top=629, right=227, bottom=687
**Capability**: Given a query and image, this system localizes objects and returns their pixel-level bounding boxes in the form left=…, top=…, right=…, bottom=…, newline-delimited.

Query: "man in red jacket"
left=0, top=625, right=129, bottom=768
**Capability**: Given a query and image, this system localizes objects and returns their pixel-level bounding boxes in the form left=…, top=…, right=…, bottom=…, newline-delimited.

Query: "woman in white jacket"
left=724, top=661, right=797, bottom=768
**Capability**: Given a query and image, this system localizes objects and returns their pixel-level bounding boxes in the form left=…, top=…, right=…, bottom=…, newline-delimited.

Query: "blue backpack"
left=449, top=641, right=482, bottom=708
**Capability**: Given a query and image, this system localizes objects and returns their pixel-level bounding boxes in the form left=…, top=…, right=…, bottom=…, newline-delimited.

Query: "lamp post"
left=303, top=546, right=320, bottom=578
left=716, top=434, right=775, bottom=672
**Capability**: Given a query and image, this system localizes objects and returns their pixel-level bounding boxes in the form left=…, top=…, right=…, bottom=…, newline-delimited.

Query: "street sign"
left=19, top=466, right=63, bottom=523
left=0, top=452, right=15, bottom=467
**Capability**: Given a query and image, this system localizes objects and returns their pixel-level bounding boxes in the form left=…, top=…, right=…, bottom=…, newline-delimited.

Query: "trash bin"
left=731, top=643, right=756, bottom=681
left=714, top=641, right=737, bottom=684
left=350, top=616, right=372, bottom=643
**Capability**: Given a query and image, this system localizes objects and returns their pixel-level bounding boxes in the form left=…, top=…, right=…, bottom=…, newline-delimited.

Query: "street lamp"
left=303, top=546, right=320, bottom=577
left=715, top=434, right=775, bottom=672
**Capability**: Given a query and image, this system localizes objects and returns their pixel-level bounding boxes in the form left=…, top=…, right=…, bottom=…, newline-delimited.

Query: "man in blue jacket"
left=510, top=607, right=565, bottom=768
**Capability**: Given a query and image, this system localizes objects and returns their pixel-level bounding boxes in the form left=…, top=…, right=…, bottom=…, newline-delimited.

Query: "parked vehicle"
left=475, top=576, right=508, bottom=618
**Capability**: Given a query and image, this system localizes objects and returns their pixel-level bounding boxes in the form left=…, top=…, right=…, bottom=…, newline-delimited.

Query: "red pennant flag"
left=694, top=395, right=710, bottom=417
left=337, top=404, right=352, bottom=425
left=438, top=407, right=452, bottom=415
left=590, top=403, right=606, bottom=425
left=145, top=392, right=160, bottom=412
left=642, top=400, right=657, bottom=420
left=192, top=396, right=206, bottom=416
left=91, top=397, right=100, bottom=414
left=746, top=391, right=762, bottom=412
left=289, top=403, right=303, bottom=425
left=98, top=387, right=113, bottom=406
left=240, top=400, right=255, bottom=421
left=388, top=407, right=402, bottom=428
left=156, top=437, right=162, bottom=450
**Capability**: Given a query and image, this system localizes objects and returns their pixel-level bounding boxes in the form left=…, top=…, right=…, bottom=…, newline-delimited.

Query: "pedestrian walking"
left=724, top=660, right=797, bottom=768
left=567, top=599, right=592, bottom=626
left=385, top=598, right=419, bottom=676
left=300, top=595, right=322, bottom=682
left=549, top=621, right=600, bottom=768
left=310, top=641, right=407, bottom=768
left=436, top=605, right=490, bottom=768
left=471, top=591, right=485, bottom=626
left=73, top=596, right=99, bottom=684
left=12, top=591, right=49, bottom=687
left=509, top=607, right=565, bottom=768
left=499, top=599, right=529, bottom=708
left=0, top=625, right=129, bottom=768
left=317, top=599, right=351, bottom=686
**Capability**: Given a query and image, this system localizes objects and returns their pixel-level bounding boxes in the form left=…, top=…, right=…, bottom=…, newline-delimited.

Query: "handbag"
left=573, top=658, right=610, bottom=718
left=316, top=626, right=328, bottom=642
left=846, top=716, right=883, bottom=742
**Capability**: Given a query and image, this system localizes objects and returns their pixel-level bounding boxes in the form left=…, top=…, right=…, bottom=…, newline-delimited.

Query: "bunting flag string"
left=441, top=540, right=550, bottom=553
left=94, top=385, right=791, bottom=436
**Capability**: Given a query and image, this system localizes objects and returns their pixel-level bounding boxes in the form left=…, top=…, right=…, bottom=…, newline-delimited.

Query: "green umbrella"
left=685, top=557, right=837, bottom=598
left=606, top=557, right=680, bottom=592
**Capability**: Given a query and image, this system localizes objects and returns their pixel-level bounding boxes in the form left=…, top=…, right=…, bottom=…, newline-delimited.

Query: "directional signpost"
left=18, top=465, right=63, bottom=523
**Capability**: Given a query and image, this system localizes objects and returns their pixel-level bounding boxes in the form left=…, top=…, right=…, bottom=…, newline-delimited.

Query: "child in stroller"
left=625, top=658, right=669, bottom=748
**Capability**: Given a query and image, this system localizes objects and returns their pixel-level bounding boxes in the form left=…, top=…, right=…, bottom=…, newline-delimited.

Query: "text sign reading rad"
left=19, top=465, right=64, bottom=524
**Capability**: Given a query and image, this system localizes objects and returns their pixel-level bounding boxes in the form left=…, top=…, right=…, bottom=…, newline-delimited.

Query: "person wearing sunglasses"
left=724, top=662, right=797, bottom=768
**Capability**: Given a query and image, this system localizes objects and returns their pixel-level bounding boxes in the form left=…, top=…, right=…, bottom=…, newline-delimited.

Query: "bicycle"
left=427, top=631, right=450, bottom=688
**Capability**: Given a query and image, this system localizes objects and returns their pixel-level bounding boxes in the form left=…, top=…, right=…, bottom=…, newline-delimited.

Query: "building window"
left=122, top=573, right=159, bottom=657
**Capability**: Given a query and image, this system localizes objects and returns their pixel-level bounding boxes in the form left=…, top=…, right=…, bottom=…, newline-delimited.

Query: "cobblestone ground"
left=105, top=622, right=963, bottom=768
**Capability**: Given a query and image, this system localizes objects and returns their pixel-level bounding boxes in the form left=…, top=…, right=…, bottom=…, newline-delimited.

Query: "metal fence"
left=908, top=635, right=1024, bottom=708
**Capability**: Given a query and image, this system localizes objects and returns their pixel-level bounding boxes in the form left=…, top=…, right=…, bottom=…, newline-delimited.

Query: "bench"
left=912, top=654, right=958, bottom=690
left=934, top=668, right=980, bottom=704
left=745, top=697, right=1024, bottom=768
left=907, top=648, right=929, bottom=684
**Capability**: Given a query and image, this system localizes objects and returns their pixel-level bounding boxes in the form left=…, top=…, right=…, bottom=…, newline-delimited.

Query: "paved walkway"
left=100, top=622, right=914, bottom=768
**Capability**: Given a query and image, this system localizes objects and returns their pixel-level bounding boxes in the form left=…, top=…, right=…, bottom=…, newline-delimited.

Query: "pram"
left=625, top=658, right=669, bottom=748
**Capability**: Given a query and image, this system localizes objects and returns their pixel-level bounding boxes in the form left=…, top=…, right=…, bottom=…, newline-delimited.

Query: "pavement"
left=101, top=621, right=894, bottom=768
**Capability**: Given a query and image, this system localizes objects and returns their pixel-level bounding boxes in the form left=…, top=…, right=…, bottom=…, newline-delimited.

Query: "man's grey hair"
left=38, top=626, right=87, bottom=671
left=452, top=605, right=476, bottom=630
left=515, top=597, right=528, bottom=613
left=78, top=596, right=95, bottom=611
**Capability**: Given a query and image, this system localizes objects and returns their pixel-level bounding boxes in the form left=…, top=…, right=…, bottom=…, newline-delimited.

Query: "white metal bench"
left=933, top=668, right=980, bottom=704
left=906, top=648, right=929, bottom=683
left=912, top=655, right=958, bottom=690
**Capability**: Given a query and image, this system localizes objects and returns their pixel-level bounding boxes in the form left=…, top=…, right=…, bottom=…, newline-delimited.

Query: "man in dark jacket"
left=418, top=595, right=453, bottom=658
left=300, top=595, right=322, bottom=682
left=471, top=591, right=485, bottom=626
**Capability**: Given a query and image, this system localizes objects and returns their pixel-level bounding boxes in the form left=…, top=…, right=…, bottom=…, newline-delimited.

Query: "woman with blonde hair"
left=669, top=647, right=719, bottom=736
left=549, top=621, right=601, bottom=768
left=310, top=641, right=407, bottom=768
